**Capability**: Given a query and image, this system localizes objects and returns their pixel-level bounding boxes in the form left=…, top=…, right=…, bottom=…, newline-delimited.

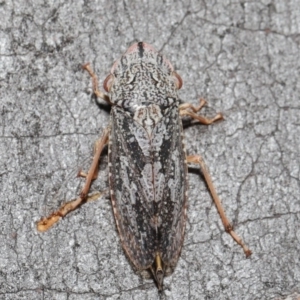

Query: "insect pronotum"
left=37, top=42, right=252, bottom=290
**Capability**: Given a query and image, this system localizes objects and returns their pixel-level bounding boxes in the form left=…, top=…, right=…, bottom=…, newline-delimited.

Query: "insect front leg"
left=37, top=128, right=110, bottom=232
left=82, top=63, right=111, bottom=104
left=179, top=98, right=223, bottom=124
left=187, top=155, right=252, bottom=257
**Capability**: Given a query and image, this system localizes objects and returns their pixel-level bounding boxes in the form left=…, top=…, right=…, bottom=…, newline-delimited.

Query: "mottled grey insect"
left=37, top=42, right=251, bottom=290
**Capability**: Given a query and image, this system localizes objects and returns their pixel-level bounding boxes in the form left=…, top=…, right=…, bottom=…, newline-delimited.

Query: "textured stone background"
left=1, top=1, right=300, bottom=299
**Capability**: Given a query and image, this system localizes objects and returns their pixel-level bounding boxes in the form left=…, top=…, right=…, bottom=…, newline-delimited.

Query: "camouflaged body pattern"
left=107, top=42, right=188, bottom=270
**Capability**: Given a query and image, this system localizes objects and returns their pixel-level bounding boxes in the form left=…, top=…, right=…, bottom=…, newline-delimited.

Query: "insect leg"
left=77, top=141, right=101, bottom=180
left=37, top=191, right=108, bottom=232
left=82, top=63, right=111, bottom=104
left=179, top=98, right=223, bottom=124
left=187, top=155, right=252, bottom=257
left=80, top=127, right=109, bottom=199
left=37, top=128, right=110, bottom=232
left=179, top=98, right=207, bottom=112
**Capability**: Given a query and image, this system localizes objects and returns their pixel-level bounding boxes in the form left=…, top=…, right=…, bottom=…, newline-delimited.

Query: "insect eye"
left=172, top=71, right=183, bottom=90
left=103, top=74, right=114, bottom=92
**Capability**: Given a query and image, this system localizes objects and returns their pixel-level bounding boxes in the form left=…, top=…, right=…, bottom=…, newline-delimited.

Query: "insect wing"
left=108, top=105, right=188, bottom=270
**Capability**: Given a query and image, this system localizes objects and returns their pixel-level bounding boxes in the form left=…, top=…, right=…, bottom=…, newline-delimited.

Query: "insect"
left=37, top=42, right=252, bottom=290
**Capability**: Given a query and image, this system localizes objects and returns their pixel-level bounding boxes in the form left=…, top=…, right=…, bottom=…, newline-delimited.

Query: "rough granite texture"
left=0, top=1, right=300, bottom=299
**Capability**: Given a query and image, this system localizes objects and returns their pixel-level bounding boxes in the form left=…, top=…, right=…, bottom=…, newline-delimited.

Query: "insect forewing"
left=108, top=105, right=188, bottom=270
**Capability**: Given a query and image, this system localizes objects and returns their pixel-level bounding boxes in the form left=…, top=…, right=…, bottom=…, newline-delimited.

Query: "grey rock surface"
left=0, top=0, right=300, bottom=299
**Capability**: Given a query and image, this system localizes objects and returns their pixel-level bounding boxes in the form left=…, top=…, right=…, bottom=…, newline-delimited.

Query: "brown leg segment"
left=80, top=127, right=109, bottom=199
left=77, top=140, right=103, bottom=180
left=36, top=128, right=110, bottom=232
left=187, top=155, right=252, bottom=257
left=82, top=63, right=111, bottom=104
left=179, top=98, right=223, bottom=124
left=37, top=191, right=108, bottom=232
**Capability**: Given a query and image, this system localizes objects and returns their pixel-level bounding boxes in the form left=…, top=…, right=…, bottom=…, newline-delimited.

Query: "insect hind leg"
left=187, top=155, right=252, bottom=257
left=179, top=98, right=223, bottom=124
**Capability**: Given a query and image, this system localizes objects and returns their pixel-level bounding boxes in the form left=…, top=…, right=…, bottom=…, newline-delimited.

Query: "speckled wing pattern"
left=108, top=104, right=188, bottom=270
